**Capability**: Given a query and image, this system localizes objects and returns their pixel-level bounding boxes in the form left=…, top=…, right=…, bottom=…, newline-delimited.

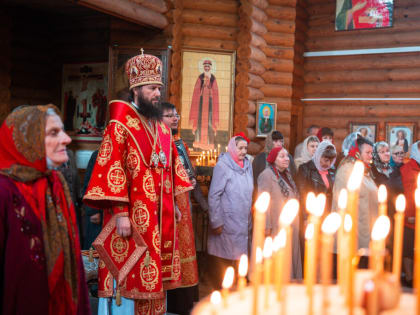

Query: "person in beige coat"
left=332, top=136, right=378, bottom=267
left=257, top=145, right=302, bottom=279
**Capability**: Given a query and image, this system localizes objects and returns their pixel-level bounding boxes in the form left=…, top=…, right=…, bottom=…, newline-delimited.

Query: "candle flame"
left=416, top=189, right=420, bottom=207
left=210, top=291, right=222, bottom=305
left=263, top=237, right=273, bottom=258
left=347, top=161, right=364, bottom=191
left=273, top=229, right=287, bottom=251
left=321, top=212, right=341, bottom=234
left=306, top=192, right=316, bottom=214
left=344, top=214, right=352, bottom=232
left=338, top=189, right=348, bottom=210
left=371, top=215, right=391, bottom=241
left=255, top=192, right=270, bottom=214
left=256, top=247, right=263, bottom=264
left=316, top=193, right=326, bottom=217
left=305, top=223, right=315, bottom=240
left=395, top=194, right=406, bottom=213
left=279, top=199, right=299, bottom=226
left=378, top=185, right=387, bottom=203
left=222, top=267, right=235, bottom=289
left=238, top=254, right=248, bottom=277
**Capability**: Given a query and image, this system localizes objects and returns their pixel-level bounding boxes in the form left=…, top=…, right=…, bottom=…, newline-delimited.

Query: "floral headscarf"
left=373, top=141, right=391, bottom=175
left=312, top=140, right=336, bottom=172
left=342, top=132, right=361, bottom=157
left=0, top=105, right=84, bottom=315
left=410, top=141, right=420, bottom=164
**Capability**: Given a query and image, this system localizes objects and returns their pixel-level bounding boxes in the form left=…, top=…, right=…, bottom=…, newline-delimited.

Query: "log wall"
left=303, top=0, right=420, bottom=151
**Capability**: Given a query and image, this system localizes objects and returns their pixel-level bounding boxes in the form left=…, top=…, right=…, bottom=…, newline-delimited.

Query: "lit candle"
left=343, top=214, right=353, bottom=307
left=279, top=199, right=299, bottom=315
left=414, top=174, right=420, bottom=315
left=238, top=254, right=248, bottom=298
left=251, top=193, right=270, bottom=276
left=221, top=266, right=234, bottom=307
left=337, top=189, right=348, bottom=293
left=218, top=143, right=221, bottom=155
left=252, top=247, right=263, bottom=315
left=392, top=194, right=406, bottom=280
left=367, top=215, right=391, bottom=315
left=225, top=146, right=228, bottom=152
left=321, top=212, right=341, bottom=313
left=378, top=184, right=388, bottom=216
left=346, top=161, right=364, bottom=314
left=304, top=223, right=315, bottom=315
left=210, top=290, right=222, bottom=315
left=273, top=229, right=286, bottom=301
left=263, top=237, right=273, bottom=308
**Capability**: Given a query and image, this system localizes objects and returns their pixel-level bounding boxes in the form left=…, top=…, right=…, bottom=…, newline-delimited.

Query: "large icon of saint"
left=189, top=59, right=219, bottom=150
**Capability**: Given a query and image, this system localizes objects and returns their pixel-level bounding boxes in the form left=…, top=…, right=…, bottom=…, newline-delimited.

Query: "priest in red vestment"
left=189, top=59, right=220, bottom=151
left=83, top=51, right=192, bottom=315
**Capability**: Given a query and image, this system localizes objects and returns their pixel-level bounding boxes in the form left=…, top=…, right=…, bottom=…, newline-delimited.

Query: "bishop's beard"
left=135, top=93, right=162, bottom=121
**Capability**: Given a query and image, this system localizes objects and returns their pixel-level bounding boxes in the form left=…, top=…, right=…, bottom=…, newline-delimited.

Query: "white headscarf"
left=312, top=140, right=337, bottom=171
left=342, top=132, right=361, bottom=157
left=410, top=141, right=420, bottom=164
left=295, top=135, right=319, bottom=169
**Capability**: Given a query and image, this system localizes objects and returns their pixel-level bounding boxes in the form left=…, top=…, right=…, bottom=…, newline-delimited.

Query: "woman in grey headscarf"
left=294, top=136, right=319, bottom=170
left=371, top=141, right=392, bottom=186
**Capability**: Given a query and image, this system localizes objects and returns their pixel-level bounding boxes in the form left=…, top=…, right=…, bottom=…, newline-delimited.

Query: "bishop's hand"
left=116, top=216, right=132, bottom=237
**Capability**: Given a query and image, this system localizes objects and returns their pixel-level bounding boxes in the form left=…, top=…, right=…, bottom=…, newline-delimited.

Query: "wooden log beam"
left=77, top=0, right=168, bottom=29
left=182, top=9, right=238, bottom=27
left=238, top=32, right=267, bottom=48
left=261, top=46, right=294, bottom=59
left=249, top=0, right=269, bottom=10
left=182, top=0, right=238, bottom=13
left=240, top=2, right=268, bottom=23
left=239, top=17, right=268, bottom=36
left=261, top=84, right=293, bottom=97
left=263, top=32, right=295, bottom=46
left=248, top=141, right=263, bottom=155
left=304, top=81, right=420, bottom=95
left=237, top=59, right=266, bottom=76
left=264, top=57, right=294, bottom=72
left=236, top=86, right=265, bottom=101
left=129, top=0, right=167, bottom=13
left=262, top=71, right=293, bottom=85
left=183, top=36, right=237, bottom=50
left=305, top=68, right=420, bottom=84
left=304, top=104, right=420, bottom=118
left=265, top=18, right=295, bottom=33
left=237, top=45, right=267, bottom=63
left=182, top=23, right=237, bottom=41
left=263, top=97, right=292, bottom=110
left=266, top=5, right=296, bottom=20
left=304, top=53, right=420, bottom=72
left=268, top=0, right=297, bottom=7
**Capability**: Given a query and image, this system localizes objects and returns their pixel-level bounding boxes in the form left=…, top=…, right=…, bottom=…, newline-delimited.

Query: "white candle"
left=210, top=290, right=222, bottom=315
left=378, top=184, right=387, bottom=216
left=222, top=266, right=235, bottom=307
left=238, top=254, right=248, bottom=298
left=263, top=237, right=273, bottom=308
left=337, top=189, right=348, bottom=293
left=392, top=194, right=406, bottom=280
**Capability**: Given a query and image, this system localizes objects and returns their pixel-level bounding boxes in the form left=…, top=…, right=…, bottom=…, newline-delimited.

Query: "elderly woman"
left=207, top=135, right=253, bottom=289
left=399, top=141, right=420, bottom=285
left=294, top=136, right=319, bottom=170
left=332, top=136, right=378, bottom=266
left=371, top=141, right=392, bottom=186
left=297, top=141, right=337, bottom=214
left=0, top=105, right=90, bottom=315
left=257, top=146, right=302, bottom=279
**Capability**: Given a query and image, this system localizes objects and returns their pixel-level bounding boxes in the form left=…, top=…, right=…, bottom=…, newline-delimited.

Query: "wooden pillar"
left=169, top=0, right=183, bottom=109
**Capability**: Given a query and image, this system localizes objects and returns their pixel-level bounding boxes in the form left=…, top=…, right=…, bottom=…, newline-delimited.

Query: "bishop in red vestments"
left=83, top=52, right=192, bottom=315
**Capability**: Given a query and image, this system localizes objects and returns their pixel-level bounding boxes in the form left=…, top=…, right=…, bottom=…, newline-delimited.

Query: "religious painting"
left=109, top=46, right=170, bottom=102
left=335, top=0, right=393, bottom=31
left=349, top=122, right=377, bottom=143
left=62, top=62, right=108, bottom=142
left=386, top=122, right=416, bottom=154
left=180, top=49, right=235, bottom=154
left=256, top=102, right=277, bottom=138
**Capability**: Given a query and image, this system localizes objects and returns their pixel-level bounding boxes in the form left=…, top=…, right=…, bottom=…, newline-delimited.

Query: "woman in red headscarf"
left=332, top=135, right=378, bottom=267
left=0, top=105, right=90, bottom=315
left=257, top=145, right=302, bottom=279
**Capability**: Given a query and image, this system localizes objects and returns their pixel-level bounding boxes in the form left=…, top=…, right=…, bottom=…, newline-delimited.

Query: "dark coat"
left=296, top=160, right=335, bottom=214
left=371, top=166, right=390, bottom=187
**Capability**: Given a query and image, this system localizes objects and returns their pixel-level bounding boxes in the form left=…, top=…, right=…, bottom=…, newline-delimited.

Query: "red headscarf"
left=0, top=105, right=86, bottom=315
left=266, top=145, right=283, bottom=164
left=234, top=132, right=250, bottom=144
left=347, top=137, right=371, bottom=169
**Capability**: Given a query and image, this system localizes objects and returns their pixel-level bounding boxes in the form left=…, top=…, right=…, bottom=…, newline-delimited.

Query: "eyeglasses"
left=393, top=152, right=405, bottom=156
left=163, top=114, right=180, bottom=119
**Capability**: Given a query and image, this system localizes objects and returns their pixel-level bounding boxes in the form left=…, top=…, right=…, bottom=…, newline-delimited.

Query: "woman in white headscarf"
left=294, top=135, right=319, bottom=170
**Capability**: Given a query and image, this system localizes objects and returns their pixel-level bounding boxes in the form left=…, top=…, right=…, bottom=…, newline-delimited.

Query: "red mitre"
left=125, top=49, right=163, bottom=90
left=203, top=60, right=212, bottom=65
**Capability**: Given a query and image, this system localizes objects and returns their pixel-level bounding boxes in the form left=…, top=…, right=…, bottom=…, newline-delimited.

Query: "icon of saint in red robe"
left=189, top=60, right=219, bottom=151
